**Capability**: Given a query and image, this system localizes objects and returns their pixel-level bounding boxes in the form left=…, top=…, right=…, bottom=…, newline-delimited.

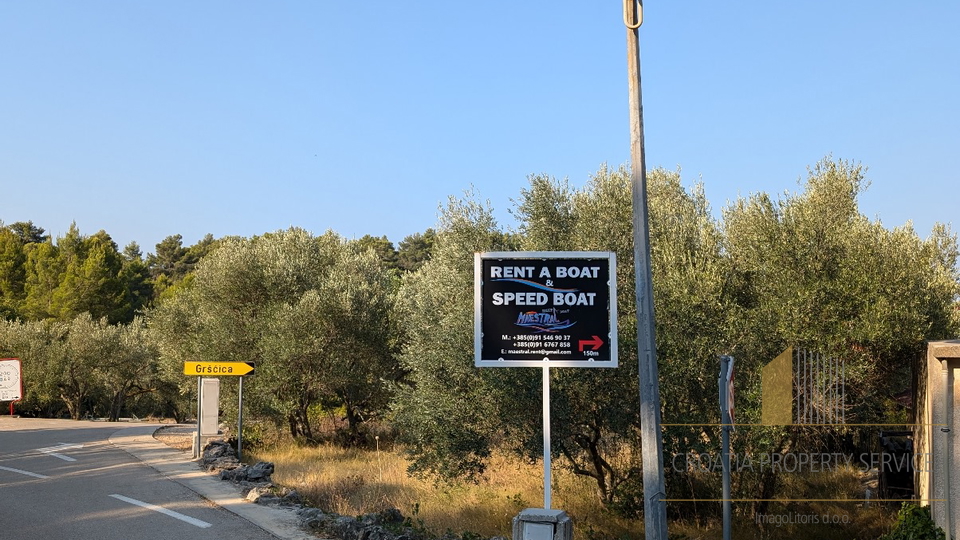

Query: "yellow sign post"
left=184, top=361, right=255, bottom=461
left=183, top=361, right=255, bottom=376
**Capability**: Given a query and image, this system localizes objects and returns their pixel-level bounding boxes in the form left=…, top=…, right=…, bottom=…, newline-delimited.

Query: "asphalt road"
left=0, top=417, right=299, bottom=540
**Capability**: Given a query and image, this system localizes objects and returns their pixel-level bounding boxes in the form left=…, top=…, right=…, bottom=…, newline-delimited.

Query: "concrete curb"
left=109, top=424, right=317, bottom=540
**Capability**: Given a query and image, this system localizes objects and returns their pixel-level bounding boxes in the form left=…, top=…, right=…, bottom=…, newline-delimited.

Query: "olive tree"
left=149, top=228, right=397, bottom=442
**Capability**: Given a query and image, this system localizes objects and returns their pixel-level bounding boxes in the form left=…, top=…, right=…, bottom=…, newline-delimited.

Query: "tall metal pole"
left=624, top=1, right=668, bottom=538
left=543, top=366, right=552, bottom=509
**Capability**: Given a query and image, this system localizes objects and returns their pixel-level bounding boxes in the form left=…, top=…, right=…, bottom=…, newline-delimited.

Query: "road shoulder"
left=109, top=424, right=316, bottom=540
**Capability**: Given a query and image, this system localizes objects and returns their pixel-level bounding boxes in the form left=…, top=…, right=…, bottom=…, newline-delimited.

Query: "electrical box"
left=513, top=509, right=572, bottom=540
left=522, top=522, right=554, bottom=540
left=200, top=377, right=220, bottom=436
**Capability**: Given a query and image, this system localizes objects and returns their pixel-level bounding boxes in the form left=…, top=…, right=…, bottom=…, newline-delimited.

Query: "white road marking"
left=38, top=442, right=84, bottom=461
left=109, top=494, right=213, bottom=529
left=0, top=465, right=50, bottom=479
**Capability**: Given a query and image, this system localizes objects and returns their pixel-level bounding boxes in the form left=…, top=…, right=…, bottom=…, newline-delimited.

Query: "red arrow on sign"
left=578, top=335, right=604, bottom=351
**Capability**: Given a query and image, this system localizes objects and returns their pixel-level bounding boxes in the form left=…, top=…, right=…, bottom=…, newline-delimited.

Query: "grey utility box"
left=512, top=509, right=572, bottom=540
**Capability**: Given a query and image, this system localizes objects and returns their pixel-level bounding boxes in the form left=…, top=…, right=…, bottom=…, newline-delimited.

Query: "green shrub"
left=880, top=504, right=945, bottom=540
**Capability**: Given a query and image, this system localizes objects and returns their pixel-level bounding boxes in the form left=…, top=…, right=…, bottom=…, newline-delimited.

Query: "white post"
left=543, top=365, right=552, bottom=509
left=942, top=361, right=953, bottom=538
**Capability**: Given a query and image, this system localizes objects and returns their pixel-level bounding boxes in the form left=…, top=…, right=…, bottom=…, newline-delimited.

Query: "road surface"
left=0, top=417, right=305, bottom=540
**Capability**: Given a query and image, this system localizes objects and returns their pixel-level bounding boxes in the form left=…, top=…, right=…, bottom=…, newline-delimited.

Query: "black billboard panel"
left=474, top=251, right=617, bottom=367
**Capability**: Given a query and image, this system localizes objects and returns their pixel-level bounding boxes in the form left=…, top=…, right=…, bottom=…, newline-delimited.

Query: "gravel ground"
left=152, top=424, right=199, bottom=452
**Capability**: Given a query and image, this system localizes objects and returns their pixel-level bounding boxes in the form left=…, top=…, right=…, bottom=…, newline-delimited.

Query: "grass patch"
left=249, top=443, right=899, bottom=539
left=249, top=443, right=637, bottom=538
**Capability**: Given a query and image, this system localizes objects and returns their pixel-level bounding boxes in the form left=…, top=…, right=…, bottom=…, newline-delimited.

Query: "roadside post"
left=195, top=376, right=201, bottom=458
left=475, top=251, right=617, bottom=540
left=238, top=374, right=245, bottom=460
left=0, top=358, right=23, bottom=416
left=624, top=1, right=669, bottom=538
left=183, top=361, right=255, bottom=459
left=719, top=356, right=735, bottom=540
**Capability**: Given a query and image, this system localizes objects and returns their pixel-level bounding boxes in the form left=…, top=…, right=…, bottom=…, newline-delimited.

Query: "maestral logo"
left=515, top=308, right=575, bottom=333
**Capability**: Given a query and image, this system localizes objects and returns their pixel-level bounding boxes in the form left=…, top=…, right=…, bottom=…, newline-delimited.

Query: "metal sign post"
left=184, top=362, right=255, bottom=460
left=237, top=375, right=244, bottom=461
left=475, top=252, right=617, bottom=510
left=195, top=376, right=202, bottom=459
left=542, top=366, right=552, bottom=508
left=719, top=356, right=735, bottom=540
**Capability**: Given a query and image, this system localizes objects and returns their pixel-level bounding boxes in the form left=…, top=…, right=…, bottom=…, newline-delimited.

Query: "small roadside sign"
left=0, top=358, right=23, bottom=402
left=720, top=355, right=735, bottom=430
left=474, top=251, right=618, bottom=368
left=183, top=361, right=255, bottom=376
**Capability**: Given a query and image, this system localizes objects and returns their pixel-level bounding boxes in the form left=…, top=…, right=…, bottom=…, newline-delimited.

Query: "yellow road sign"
left=183, top=361, right=255, bottom=376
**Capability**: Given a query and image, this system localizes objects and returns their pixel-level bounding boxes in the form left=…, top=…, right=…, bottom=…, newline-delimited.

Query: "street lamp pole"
left=624, top=1, right=668, bottom=539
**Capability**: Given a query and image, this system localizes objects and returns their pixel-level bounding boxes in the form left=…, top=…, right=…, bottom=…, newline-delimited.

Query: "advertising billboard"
left=475, top=251, right=617, bottom=368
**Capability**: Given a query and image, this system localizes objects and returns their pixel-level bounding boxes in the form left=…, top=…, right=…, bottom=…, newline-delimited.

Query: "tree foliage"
left=723, top=159, right=959, bottom=423
left=355, top=234, right=400, bottom=272
left=392, top=193, right=518, bottom=480
left=392, top=160, right=959, bottom=512
left=0, top=314, right=159, bottom=420
left=397, top=228, right=436, bottom=273
left=2, top=157, right=956, bottom=522
left=149, top=228, right=398, bottom=442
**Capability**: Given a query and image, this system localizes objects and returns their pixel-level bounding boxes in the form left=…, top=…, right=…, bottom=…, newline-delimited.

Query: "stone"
left=279, top=489, right=302, bottom=505
left=199, top=440, right=241, bottom=472
left=328, top=516, right=363, bottom=540
left=297, top=507, right=328, bottom=530
left=245, top=485, right=273, bottom=502
left=246, top=461, right=274, bottom=481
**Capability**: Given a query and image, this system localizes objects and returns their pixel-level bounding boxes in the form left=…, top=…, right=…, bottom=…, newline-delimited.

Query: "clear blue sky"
left=2, top=1, right=957, bottom=254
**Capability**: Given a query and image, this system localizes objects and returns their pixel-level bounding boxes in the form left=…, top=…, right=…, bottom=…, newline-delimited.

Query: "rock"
left=245, top=485, right=278, bottom=504
left=254, top=494, right=281, bottom=506
left=279, top=489, right=302, bottom=505
left=214, top=461, right=274, bottom=483
left=199, top=441, right=240, bottom=471
left=219, top=464, right=248, bottom=481
left=205, top=457, right=240, bottom=471
left=328, top=516, right=363, bottom=540
left=298, top=507, right=328, bottom=529
left=237, top=480, right=273, bottom=494
left=361, top=526, right=393, bottom=540
left=202, top=440, right=234, bottom=459
left=237, top=481, right=272, bottom=497
left=246, top=461, right=274, bottom=481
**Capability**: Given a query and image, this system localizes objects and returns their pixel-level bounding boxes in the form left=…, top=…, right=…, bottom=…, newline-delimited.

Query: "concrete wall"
left=916, top=340, right=960, bottom=538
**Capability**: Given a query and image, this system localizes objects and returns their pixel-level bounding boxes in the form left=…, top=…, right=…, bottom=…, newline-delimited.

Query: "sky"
left=1, top=1, right=957, bottom=254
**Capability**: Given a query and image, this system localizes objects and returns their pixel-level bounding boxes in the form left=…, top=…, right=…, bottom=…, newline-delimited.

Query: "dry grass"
left=248, top=443, right=898, bottom=540
left=248, top=443, right=636, bottom=538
